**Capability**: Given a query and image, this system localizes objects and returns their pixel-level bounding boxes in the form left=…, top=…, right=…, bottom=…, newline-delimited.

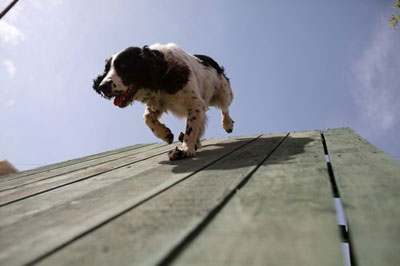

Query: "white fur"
left=104, top=43, right=234, bottom=160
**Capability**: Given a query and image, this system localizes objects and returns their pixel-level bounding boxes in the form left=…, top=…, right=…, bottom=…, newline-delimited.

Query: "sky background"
left=1, top=0, right=399, bottom=170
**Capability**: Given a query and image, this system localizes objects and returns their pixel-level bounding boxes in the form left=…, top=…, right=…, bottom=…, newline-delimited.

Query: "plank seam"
left=0, top=143, right=158, bottom=184
left=0, top=143, right=169, bottom=193
left=23, top=135, right=263, bottom=266
left=155, top=133, right=290, bottom=266
left=0, top=148, right=172, bottom=207
left=321, top=131, right=357, bottom=266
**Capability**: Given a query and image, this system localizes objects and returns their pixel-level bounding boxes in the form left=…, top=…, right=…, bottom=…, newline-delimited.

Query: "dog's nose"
left=98, top=80, right=113, bottom=94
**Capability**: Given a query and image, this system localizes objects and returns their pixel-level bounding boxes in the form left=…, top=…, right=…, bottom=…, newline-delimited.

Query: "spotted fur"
left=93, top=43, right=234, bottom=160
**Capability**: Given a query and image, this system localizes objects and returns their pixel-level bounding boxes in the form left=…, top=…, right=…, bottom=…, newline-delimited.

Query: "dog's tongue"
left=113, top=87, right=136, bottom=107
left=113, top=94, right=125, bottom=107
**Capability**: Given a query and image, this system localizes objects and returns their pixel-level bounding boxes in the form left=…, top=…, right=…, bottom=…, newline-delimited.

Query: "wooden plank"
left=323, top=128, right=400, bottom=266
left=0, top=143, right=152, bottom=182
left=30, top=133, right=287, bottom=266
left=0, top=142, right=166, bottom=193
left=0, top=137, right=232, bottom=227
left=0, top=142, right=177, bottom=206
left=171, top=130, right=342, bottom=266
left=0, top=135, right=260, bottom=265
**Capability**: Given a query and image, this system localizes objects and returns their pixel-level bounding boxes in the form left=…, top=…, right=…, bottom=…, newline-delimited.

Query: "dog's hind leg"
left=143, top=106, right=174, bottom=144
left=221, top=109, right=234, bottom=133
left=213, top=82, right=234, bottom=133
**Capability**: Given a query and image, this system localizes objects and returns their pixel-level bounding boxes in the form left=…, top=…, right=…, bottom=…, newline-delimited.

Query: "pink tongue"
left=113, top=87, right=136, bottom=107
left=113, top=95, right=124, bottom=106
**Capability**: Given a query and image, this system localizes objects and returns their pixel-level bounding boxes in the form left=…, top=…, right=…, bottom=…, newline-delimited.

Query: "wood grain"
left=33, top=134, right=286, bottom=266
left=323, top=128, right=400, bottom=266
left=0, top=142, right=173, bottom=206
left=172, top=130, right=342, bottom=266
left=0, top=143, right=152, bottom=182
left=0, top=136, right=258, bottom=265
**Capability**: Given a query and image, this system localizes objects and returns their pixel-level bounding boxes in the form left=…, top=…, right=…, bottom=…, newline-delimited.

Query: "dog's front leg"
left=143, top=106, right=174, bottom=144
left=169, top=103, right=206, bottom=160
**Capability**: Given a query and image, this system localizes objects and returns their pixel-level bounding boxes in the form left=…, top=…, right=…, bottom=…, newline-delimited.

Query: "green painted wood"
left=32, top=133, right=286, bottom=266
left=0, top=142, right=176, bottom=206
left=172, top=130, right=342, bottom=266
left=0, top=143, right=154, bottom=183
left=0, top=137, right=232, bottom=227
left=323, top=128, right=400, bottom=266
left=0, top=142, right=166, bottom=193
left=0, top=135, right=259, bottom=265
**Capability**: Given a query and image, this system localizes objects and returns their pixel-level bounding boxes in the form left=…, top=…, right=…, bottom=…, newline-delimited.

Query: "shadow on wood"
left=159, top=136, right=314, bottom=174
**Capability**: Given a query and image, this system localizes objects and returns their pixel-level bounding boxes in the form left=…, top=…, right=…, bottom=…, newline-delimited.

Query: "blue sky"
left=1, top=0, right=399, bottom=170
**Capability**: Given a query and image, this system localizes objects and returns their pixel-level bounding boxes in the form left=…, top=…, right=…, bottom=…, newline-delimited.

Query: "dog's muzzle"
left=97, top=80, right=114, bottom=99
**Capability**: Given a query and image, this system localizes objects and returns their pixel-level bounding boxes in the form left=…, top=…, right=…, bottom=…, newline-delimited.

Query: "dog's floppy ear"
left=140, top=46, right=190, bottom=94
left=93, top=74, right=105, bottom=93
left=92, top=57, right=112, bottom=94
left=160, top=61, right=191, bottom=94
left=139, top=46, right=168, bottom=88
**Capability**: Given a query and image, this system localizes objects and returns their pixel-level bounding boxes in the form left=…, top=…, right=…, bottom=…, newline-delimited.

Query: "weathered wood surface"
left=171, top=130, right=342, bottom=266
left=323, top=128, right=400, bottom=266
left=0, top=135, right=259, bottom=265
left=0, top=143, right=151, bottom=182
left=0, top=143, right=172, bottom=206
left=34, top=133, right=285, bottom=266
left=0, top=143, right=165, bottom=192
left=0, top=128, right=398, bottom=266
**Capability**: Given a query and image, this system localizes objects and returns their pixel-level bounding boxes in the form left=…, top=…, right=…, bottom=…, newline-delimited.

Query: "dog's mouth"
left=110, top=86, right=137, bottom=108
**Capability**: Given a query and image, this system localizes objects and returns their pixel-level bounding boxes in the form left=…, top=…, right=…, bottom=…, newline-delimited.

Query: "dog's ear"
left=93, top=74, right=105, bottom=93
left=139, top=46, right=190, bottom=93
left=139, top=46, right=169, bottom=87
left=160, top=61, right=191, bottom=94
left=92, top=57, right=112, bottom=93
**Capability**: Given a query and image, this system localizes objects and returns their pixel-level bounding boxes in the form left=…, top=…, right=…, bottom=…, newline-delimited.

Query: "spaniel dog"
left=93, top=43, right=234, bottom=160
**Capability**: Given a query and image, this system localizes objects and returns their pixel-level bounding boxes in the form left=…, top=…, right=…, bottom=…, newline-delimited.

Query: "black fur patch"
left=93, top=57, right=112, bottom=94
left=113, top=46, right=190, bottom=94
left=193, top=54, right=229, bottom=81
left=168, top=147, right=186, bottom=161
left=186, top=127, right=193, bottom=136
left=178, top=132, right=185, bottom=142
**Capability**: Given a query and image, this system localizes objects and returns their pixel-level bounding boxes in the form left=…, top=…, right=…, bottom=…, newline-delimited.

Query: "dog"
left=93, top=43, right=234, bottom=160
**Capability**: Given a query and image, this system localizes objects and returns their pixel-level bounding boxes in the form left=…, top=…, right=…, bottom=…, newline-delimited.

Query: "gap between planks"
left=0, top=135, right=261, bottom=265
left=0, top=142, right=167, bottom=192
left=0, top=143, right=153, bottom=183
left=323, top=128, right=400, bottom=266
left=30, top=133, right=293, bottom=266
left=164, top=131, right=343, bottom=266
left=0, top=143, right=175, bottom=207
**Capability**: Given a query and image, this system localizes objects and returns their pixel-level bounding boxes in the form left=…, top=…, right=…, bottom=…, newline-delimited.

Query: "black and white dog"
left=93, top=43, right=234, bottom=160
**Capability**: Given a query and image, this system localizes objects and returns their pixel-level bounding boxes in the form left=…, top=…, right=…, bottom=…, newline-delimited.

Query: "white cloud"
left=352, top=17, right=400, bottom=133
left=2, top=59, right=16, bottom=78
left=0, top=20, right=25, bottom=44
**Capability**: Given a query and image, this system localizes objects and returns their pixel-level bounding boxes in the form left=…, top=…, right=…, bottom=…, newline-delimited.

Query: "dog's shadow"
left=159, top=136, right=315, bottom=174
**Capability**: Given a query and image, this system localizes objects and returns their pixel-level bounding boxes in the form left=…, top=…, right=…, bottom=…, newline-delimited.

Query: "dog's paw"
left=195, top=139, right=202, bottom=151
left=223, top=118, right=234, bottom=133
left=162, top=128, right=174, bottom=144
left=168, top=147, right=194, bottom=161
left=178, top=132, right=185, bottom=142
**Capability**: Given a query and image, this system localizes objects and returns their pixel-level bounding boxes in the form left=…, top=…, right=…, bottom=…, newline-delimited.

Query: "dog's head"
left=92, top=46, right=167, bottom=108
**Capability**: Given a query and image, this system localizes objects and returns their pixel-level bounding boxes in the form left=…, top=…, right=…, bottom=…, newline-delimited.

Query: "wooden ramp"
left=0, top=128, right=399, bottom=266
